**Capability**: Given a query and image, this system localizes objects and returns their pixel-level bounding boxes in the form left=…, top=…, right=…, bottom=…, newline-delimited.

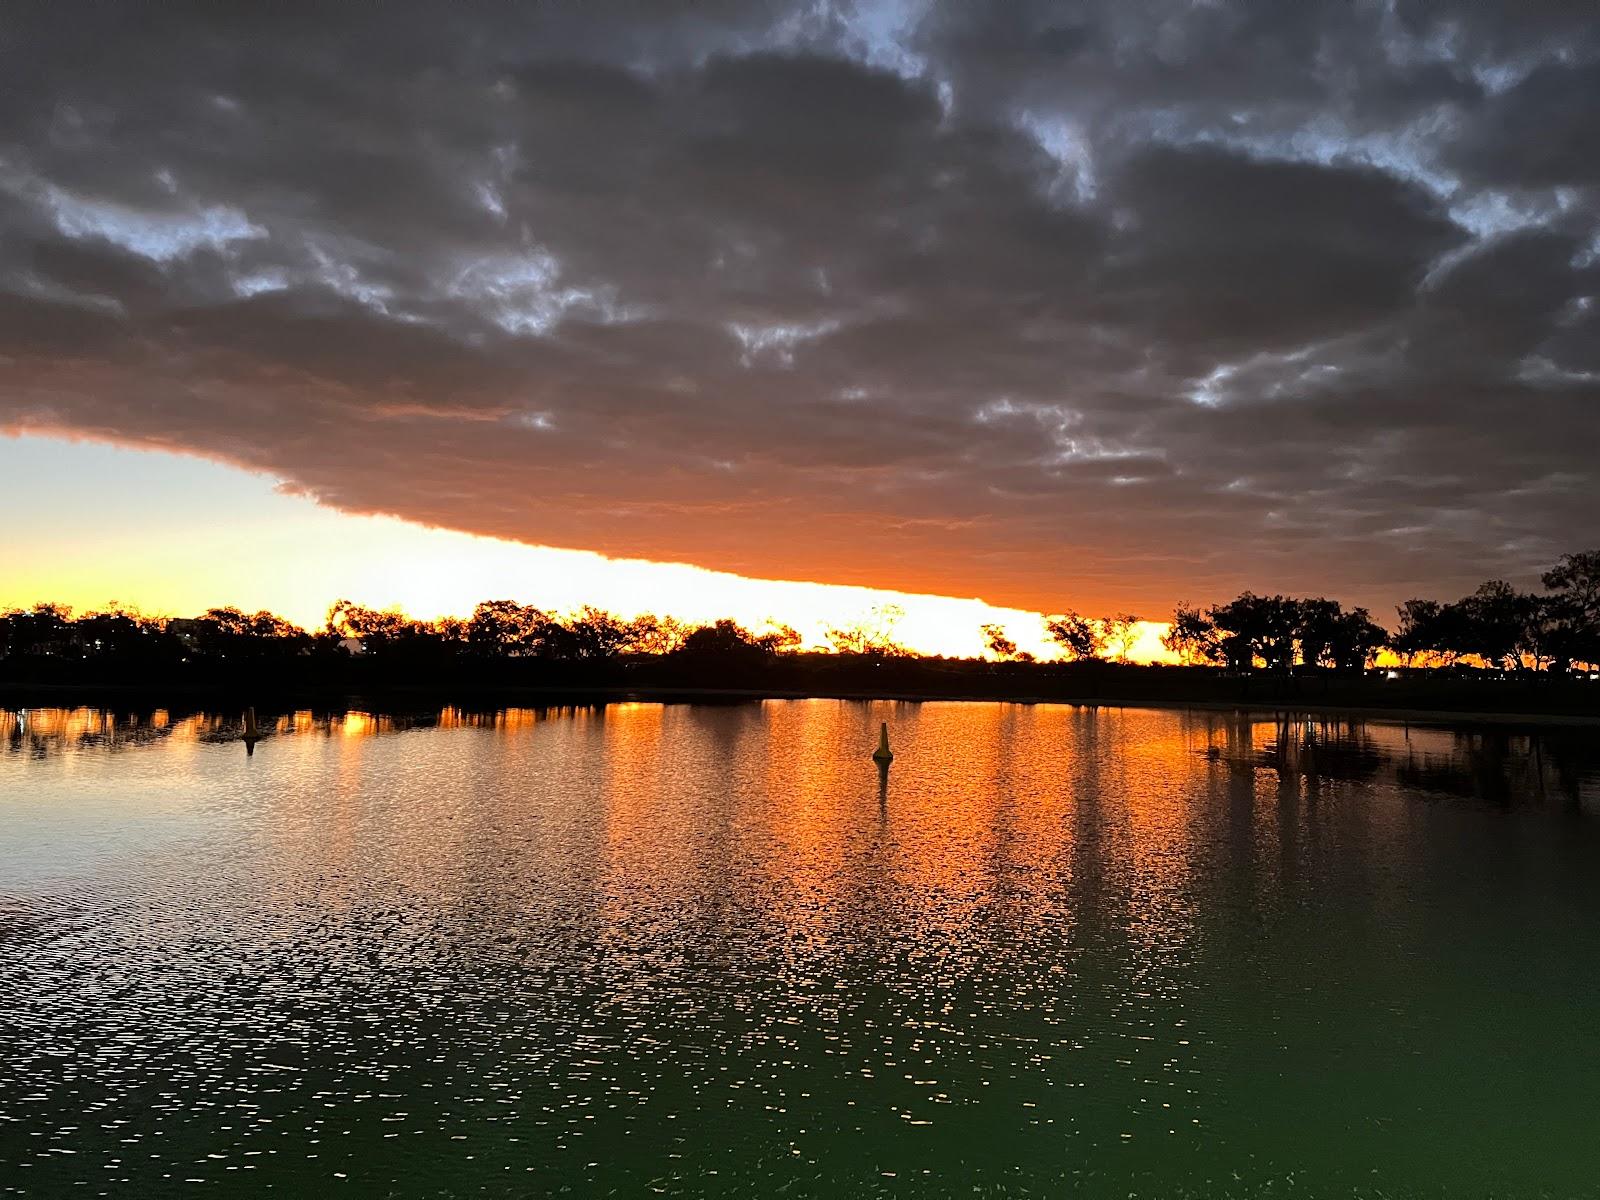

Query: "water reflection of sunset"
left=5, top=701, right=1600, bottom=1193
left=7, top=701, right=1596, bottom=933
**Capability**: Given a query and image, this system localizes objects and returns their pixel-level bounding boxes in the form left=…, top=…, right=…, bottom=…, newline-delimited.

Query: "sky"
left=4, top=433, right=1174, bottom=658
left=2, top=2, right=1598, bottom=642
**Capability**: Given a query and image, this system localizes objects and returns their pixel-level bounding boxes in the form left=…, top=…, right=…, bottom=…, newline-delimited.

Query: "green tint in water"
left=1, top=702, right=1598, bottom=1197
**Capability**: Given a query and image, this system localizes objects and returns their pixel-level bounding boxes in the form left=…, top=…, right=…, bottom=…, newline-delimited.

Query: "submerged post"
left=871, top=721, right=893, bottom=765
left=242, top=706, right=260, bottom=755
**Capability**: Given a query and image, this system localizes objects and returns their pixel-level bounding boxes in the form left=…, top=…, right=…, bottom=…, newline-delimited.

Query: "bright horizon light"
left=2, top=434, right=1176, bottom=662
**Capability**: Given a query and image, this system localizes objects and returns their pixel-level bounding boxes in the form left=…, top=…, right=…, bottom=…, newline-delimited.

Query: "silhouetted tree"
left=1162, top=604, right=1221, bottom=665
left=755, top=623, right=803, bottom=654
left=671, top=619, right=799, bottom=684
left=1100, top=613, right=1142, bottom=662
left=623, top=613, right=690, bottom=655
left=1326, top=606, right=1388, bottom=671
left=676, top=619, right=768, bottom=660
left=1458, top=581, right=1544, bottom=671
left=188, top=607, right=310, bottom=664
left=1208, top=593, right=1300, bottom=671
left=466, top=600, right=549, bottom=657
left=0, top=603, right=77, bottom=658
left=1392, top=598, right=1452, bottom=666
left=1043, top=611, right=1104, bottom=662
left=551, top=606, right=632, bottom=660
left=827, top=605, right=908, bottom=657
left=1288, top=599, right=1385, bottom=671
left=1295, top=598, right=1343, bottom=669
left=72, top=607, right=152, bottom=659
left=981, top=622, right=1019, bottom=661
left=1541, top=550, right=1600, bottom=672
left=327, top=600, right=456, bottom=666
left=1394, top=582, right=1548, bottom=670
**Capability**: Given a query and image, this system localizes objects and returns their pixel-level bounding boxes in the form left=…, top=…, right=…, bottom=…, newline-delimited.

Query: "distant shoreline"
left=5, top=679, right=1599, bottom=729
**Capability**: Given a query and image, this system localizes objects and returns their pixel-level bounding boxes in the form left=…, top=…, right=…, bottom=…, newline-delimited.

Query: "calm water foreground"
left=2, top=702, right=1598, bottom=1199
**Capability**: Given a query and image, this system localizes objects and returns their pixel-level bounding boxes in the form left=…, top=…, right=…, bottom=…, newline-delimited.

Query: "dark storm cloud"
left=1447, top=61, right=1600, bottom=187
left=2, top=1, right=1598, bottom=612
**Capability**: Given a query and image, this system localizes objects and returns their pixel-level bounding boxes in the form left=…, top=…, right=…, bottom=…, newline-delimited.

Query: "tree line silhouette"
left=2, top=550, right=1595, bottom=702
left=0, top=599, right=916, bottom=687
left=0, top=601, right=794, bottom=677
left=1157, top=549, right=1600, bottom=674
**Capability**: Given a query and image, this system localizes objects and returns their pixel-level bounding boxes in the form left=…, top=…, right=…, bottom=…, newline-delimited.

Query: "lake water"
left=3, top=701, right=1599, bottom=1198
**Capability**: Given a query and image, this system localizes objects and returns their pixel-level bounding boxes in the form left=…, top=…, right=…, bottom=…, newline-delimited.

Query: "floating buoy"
left=871, top=721, right=894, bottom=765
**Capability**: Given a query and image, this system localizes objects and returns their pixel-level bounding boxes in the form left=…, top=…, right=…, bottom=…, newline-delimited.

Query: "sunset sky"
left=3, top=433, right=1159, bottom=658
left=3, top=3, right=1598, bottom=649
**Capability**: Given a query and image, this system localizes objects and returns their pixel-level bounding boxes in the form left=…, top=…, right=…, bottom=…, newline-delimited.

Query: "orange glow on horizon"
left=0, top=547, right=1178, bottom=664
left=2, top=435, right=1180, bottom=663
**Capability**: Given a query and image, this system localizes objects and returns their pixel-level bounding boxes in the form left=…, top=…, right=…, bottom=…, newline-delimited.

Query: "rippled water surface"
left=3, top=702, right=1599, bottom=1198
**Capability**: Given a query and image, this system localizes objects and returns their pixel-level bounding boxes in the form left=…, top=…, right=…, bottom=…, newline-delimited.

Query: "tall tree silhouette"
left=1044, top=612, right=1104, bottom=662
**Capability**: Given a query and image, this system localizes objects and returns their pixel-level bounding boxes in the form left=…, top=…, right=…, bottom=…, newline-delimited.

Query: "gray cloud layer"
left=2, top=1, right=1597, bottom=612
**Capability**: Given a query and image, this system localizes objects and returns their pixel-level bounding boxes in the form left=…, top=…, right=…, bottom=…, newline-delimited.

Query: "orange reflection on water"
left=5, top=704, right=1594, bottom=894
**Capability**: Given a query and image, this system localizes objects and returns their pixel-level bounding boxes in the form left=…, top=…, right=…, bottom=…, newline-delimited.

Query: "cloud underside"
left=3, top=1, right=1598, bottom=612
